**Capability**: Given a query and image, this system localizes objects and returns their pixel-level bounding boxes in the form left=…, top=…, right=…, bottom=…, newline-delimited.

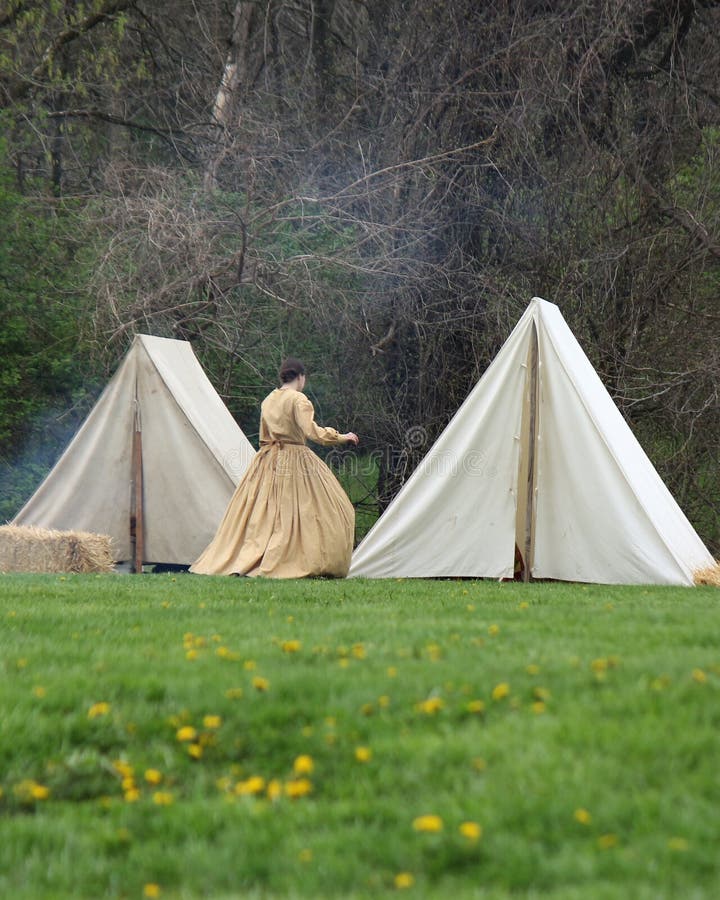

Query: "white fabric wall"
left=349, top=305, right=535, bottom=578
left=532, top=303, right=714, bottom=585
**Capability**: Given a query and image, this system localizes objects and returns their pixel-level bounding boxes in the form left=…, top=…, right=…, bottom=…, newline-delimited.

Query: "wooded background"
left=1, top=0, right=718, bottom=553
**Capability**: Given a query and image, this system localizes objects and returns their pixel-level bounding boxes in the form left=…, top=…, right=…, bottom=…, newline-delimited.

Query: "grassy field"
left=1, top=574, right=719, bottom=899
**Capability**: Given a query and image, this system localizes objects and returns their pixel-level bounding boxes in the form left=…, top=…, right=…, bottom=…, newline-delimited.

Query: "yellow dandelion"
left=252, top=676, right=270, bottom=691
left=531, top=701, right=546, bottom=714
left=338, top=658, right=350, bottom=668
left=591, top=658, right=608, bottom=673
left=667, top=837, right=689, bottom=851
left=285, top=778, right=313, bottom=799
left=152, top=792, right=173, bottom=806
left=143, top=885, right=161, bottom=898
left=203, top=715, right=222, bottom=729
left=281, top=639, right=301, bottom=653
left=361, top=702, right=375, bottom=716
left=266, top=779, right=283, bottom=801
left=459, top=821, right=482, bottom=841
left=466, top=699, right=485, bottom=714
left=491, top=682, right=510, bottom=701
left=176, top=726, right=197, bottom=742
left=31, top=783, right=50, bottom=801
left=88, top=702, right=111, bottom=719
left=415, top=697, right=444, bottom=714
left=387, top=666, right=398, bottom=678
left=293, top=755, right=314, bottom=776
left=425, top=643, right=442, bottom=661
left=394, top=872, right=414, bottom=889
left=244, top=659, right=257, bottom=670
left=185, top=649, right=198, bottom=661
left=355, top=746, right=372, bottom=763
left=352, top=643, right=366, bottom=659
left=121, top=777, right=136, bottom=792
left=378, top=695, right=391, bottom=708
left=298, top=848, right=313, bottom=863
left=235, top=776, right=266, bottom=796
left=124, top=788, right=140, bottom=803
left=518, top=601, right=529, bottom=610
left=574, top=808, right=591, bottom=825
left=144, top=769, right=162, bottom=785
left=301, top=725, right=314, bottom=737
left=225, top=687, right=244, bottom=699
left=472, top=757, right=487, bottom=771
left=692, top=668, right=708, bottom=684
left=412, top=814, right=443, bottom=833
left=32, top=686, right=46, bottom=698
left=533, top=686, right=551, bottom=700
left=488, top=624, right=500, bottom=636
left=597, top=833, right=618, bottom=850
left=526, top=663, right=540, bottom=675
left=188, top=743, right=203, bottom=760
left=113, top=760, right=134, bottom=778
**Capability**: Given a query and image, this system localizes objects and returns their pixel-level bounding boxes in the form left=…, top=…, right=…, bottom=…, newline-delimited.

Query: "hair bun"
left=279, top=357, right=306, bottom=384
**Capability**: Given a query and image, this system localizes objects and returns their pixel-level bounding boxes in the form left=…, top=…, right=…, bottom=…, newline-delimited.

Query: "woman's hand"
left=342, top=432, right=359, bottom=445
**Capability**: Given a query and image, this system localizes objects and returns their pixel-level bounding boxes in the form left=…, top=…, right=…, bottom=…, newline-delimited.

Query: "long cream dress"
left=190, top=388, right=355, bottom=578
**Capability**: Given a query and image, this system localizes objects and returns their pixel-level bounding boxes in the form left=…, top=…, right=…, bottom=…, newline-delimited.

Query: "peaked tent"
left=13, top=334, right=255, bottom=568
left=350, top=297, right=714, bottom=585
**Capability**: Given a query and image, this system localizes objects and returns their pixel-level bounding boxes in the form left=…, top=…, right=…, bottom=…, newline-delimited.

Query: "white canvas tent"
left=350, top=297, right=714, bottom=586
left=13, top=334, right=255, bottom=568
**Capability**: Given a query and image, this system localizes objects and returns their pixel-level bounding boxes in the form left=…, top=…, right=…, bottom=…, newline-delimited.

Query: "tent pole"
left=131, top=405, right=144, bottom=574
left=523, top=322, right=539, bottom=582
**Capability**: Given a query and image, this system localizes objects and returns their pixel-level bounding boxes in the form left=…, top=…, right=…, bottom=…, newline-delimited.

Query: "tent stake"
left=523, top=321, right=539, bottom=582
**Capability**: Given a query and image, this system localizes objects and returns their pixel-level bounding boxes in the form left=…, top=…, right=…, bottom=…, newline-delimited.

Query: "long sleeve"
left=294, top=394, right=346, bottom=446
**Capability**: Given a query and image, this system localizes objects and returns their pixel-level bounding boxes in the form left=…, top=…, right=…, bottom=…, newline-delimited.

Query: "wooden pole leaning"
left=130, top=398, right=144, bottom=574
left=523, top=321, right=539, bottom=583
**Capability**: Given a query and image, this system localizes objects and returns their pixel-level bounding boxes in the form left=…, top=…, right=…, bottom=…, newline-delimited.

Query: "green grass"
left=1, top=575, right=719, bottom=899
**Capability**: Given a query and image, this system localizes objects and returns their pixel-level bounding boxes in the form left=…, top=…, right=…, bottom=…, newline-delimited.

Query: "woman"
left=190, top=358, right=359, bottom=578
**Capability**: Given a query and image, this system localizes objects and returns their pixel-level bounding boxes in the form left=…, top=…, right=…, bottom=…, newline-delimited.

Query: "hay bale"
left=693, top=562, right=720, bottom=587
left=0, top=525, right=115, bottom=574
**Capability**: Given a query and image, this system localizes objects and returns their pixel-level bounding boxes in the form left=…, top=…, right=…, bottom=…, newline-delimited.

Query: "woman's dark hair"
left=278, top=357, right=306, bottom=384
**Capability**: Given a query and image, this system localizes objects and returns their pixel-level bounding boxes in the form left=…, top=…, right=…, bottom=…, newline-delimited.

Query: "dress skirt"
left=190, top=443, right=355, bottom=578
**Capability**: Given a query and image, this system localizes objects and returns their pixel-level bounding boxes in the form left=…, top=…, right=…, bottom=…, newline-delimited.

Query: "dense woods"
left=1, top=0, right=719, bottom=552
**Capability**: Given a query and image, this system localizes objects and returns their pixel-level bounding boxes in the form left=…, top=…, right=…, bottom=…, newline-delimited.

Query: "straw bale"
left=693, top=560, right=720, bottom=587
left=693, top=562, right=720, bottom=587
left=0, top=525, right=115, bottom=574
